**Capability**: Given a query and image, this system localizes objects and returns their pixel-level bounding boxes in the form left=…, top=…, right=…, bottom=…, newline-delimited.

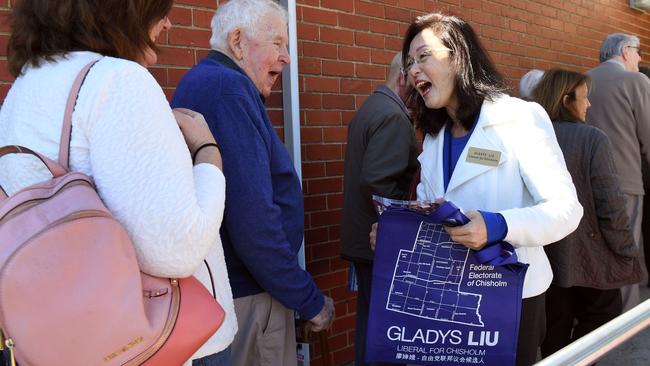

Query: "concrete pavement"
left=597, top=285, right=650, bottom=366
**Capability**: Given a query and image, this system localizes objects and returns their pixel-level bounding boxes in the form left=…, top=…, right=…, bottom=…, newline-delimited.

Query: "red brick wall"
left=297, top=1, right=650, bottom=365
left=1, top=1, right=650, bottom=365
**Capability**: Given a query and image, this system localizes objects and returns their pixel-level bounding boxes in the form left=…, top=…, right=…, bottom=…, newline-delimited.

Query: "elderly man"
left=341, top=52, right=419, bottom=366
left=171, top=1, right=334, bottom=365
left=518, top=69, right=544, bottom=101
left=586, top=33, right=650, bottom=312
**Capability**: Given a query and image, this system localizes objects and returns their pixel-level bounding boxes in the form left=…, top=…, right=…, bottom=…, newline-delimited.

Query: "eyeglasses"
left=627, top=45, right=642, bottom=57
left=404, top=47, right=451, bottom=73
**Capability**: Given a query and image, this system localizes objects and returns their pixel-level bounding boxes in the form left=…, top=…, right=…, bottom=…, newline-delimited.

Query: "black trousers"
left=516, top=292, right=547, bottom=366
left=353, top=261, right=404, bottom=366
left=540, top=285, right=622, bottom=358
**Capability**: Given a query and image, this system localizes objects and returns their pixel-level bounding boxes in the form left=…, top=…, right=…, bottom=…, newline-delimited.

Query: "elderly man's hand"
left=369, top=222, right=378, bottom=251
left=443, top=210, right=487, bottom=250
left=307, top=296, right=335, bottom=332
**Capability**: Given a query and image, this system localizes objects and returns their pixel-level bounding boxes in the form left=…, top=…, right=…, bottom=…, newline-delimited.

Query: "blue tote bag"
left=366, top=200, right=528, bottom=366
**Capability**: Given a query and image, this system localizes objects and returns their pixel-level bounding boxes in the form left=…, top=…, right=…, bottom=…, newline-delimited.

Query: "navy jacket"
left=171, top=51, right=324, bottom=319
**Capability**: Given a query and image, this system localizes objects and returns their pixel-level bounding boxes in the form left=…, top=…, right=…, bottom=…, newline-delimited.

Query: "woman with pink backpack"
left=0, top=1, right=236, bottom=365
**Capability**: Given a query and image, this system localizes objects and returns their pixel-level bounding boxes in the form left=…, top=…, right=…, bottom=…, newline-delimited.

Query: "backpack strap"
left=0, top=60, right=99, bottom=201
left=0, top=146, right=68, bottom=200
left=58, top=60, right=100, bottom=170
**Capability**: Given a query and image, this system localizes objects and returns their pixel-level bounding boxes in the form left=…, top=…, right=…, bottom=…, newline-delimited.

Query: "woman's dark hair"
left=7, top=0, right=173, bottom=77
left=532, top=68, right=590, bottom=123
left=401, top=13, right=507, bottom=135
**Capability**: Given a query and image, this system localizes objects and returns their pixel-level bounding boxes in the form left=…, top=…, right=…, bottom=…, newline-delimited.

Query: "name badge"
left=466, top=147, right=501, bottom=167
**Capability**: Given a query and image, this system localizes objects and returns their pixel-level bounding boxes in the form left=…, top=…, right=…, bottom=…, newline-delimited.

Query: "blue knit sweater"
left=171, top=51, right=324, bottom=319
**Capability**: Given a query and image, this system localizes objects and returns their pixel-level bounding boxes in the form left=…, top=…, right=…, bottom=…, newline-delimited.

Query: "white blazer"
left=417, top=94, right=583, bottom=298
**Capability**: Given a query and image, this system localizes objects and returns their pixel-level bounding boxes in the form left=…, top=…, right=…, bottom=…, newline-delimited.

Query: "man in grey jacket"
left=586, top=33, right=650, bottom=311
left=341, top=53, right=419, bottom=366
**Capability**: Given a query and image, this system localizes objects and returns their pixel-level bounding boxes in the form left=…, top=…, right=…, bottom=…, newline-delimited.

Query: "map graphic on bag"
left=366, top=199, right=527, bottom=366
left=0, top=61, right=224, bottom=366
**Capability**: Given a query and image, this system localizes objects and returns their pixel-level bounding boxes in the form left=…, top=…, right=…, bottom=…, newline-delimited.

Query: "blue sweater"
left=442, top=120, right=507, bottom=244
left=171, top=51, right=324, bottom=319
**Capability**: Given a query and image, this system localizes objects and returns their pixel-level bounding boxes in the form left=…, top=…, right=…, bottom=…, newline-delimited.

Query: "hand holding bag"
left=366, top=200, right=527, bottom=366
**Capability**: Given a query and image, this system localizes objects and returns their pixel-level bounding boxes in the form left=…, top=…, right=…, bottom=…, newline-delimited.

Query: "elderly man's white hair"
left=519, top=69, right=544, bottom=101
left=599, top=33, right=640, bottom=63
left=209, top=0, right=288, bottom=51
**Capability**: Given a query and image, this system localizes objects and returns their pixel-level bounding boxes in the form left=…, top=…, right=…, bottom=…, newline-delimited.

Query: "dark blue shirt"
left=171, top=51, right=324, bottom=319
left=442, top=119, right=507, bottom=244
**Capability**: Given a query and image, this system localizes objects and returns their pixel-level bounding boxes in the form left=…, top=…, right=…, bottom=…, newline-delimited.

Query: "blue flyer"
left=366, top=200, right=528, bottom=365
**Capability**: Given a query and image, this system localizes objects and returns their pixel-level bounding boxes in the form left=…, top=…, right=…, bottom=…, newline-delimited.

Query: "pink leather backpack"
left=0, top=61, right=224, bottom=365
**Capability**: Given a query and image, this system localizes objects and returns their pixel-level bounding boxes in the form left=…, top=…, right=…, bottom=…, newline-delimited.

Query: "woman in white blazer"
left=401, top=13, right=583, bottom=366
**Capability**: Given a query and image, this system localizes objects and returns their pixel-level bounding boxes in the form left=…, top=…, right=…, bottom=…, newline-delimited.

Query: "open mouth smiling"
left=415, top=79, right=432, bottom=96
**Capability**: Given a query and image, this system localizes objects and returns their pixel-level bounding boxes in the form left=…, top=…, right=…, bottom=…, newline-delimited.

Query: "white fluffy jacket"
left=0, top=51, right=237, bottom=363
left=417, top=95, right=583, bottom=298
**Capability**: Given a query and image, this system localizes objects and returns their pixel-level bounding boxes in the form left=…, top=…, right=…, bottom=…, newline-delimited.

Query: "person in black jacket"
left=340, top=52, right=419, bottom=366
left=532, top=68, right=643, bottom=357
